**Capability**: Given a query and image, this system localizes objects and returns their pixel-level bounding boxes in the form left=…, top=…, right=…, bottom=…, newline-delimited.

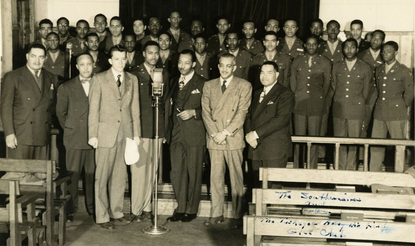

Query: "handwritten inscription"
left=260, top=218, right=394, bottom=239
left=274, top=191, right=362, bottom=206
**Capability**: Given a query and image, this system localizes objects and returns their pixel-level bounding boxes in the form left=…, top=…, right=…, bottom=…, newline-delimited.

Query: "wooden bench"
left=0, top=159, right=71, bottom=246
left=243, top=168, right=415, bottom=246
left=0, top=179, right=40, bottom=246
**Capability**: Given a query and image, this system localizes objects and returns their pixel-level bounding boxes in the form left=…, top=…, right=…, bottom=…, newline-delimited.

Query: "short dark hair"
left=216, top=15, right=229, bottom=24
left=350, top=19, right=363, bottom=29
left=85, top=32, right=99, bottom=41
left=76, top=53, right=93, bottom=64
left=310, top=18, right=323, bottom=28
left=158, top=32, right=173, bottom=40
left=261, top=61, right=279, bottom=72
left=371, top=29, right=386, bottom=41
left=218, top=53, right=235, bottom=61
left=46, top=32, right=60, bottom=41
left=123, top=32, right=137, bottom=41
left=193, top=33, right=207, bottom=42
left=110, top=16, right=123, bottom=26
left=327, top=20, right=340, bottom=29
left=243, top=20, right=256, bottom=28
left=57, top=17, right=69, bottom=25
left=133, top=18, right=145, bottom=25
left=180, top=49, right=196, bottom=63
left=305, top=34, right=319, bottom=44
left=143, top=41, right=160, bottom=51
left=342, top=38, right=358, bottom=49
left=384, top=41, right=399, bottom=51
left=39, top=19, right=53, bottom=28
left=27, top=43, right=46, bottom=55
left=76, top=19, right=90, bottom=28
left=263, top=31, right=278, bottom=40
left=94, top=14, right=107, bottom=23
left=226, top=29, right=239, bottom=39
left=109, top=45, right=127, bottom=58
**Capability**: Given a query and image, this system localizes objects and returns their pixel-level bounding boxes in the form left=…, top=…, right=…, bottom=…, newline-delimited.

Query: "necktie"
left=34, top=70, right=41, bottom=89
left=179, top=77, right=185, bottom=90
left=221, top=80, right=227, bottom=93
left=81, top=78, right=91, bottom=83
left=309, top=56, right=313, bottom=67
left=259, top=90, right=265, bottom=103
left=117, top=75, right=121, bottom=87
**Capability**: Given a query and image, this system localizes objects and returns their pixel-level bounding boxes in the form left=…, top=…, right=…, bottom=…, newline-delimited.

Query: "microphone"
left=67, top=42, right=73, bottom=79
left=152, top=68, right=164, bottom=97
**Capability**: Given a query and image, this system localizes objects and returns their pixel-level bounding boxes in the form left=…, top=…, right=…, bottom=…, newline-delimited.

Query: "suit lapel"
left=106, top=69, right=119, bottom=96
left=21, top=67, right=41, bottom=102
left=39, top=69, right=52, bottom=103
left=215, top=77, right=236, bottom=109
left=253, top=83, right=280, bottom=118
left=183, top=74, right=197, bottom=105
left=72, top=77, right=89, bottom=115
left=121, top=72, right=131, bottom=97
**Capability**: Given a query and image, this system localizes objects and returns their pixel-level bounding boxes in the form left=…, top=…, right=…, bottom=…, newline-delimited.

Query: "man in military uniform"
left=99, top=17, right=125, bottom=55
left=167, top=11, right=192, bottom=52
left=251, top=31, right=291, bottom=91
left=66, top=20, right=89, bottom=57
left=124, top=33, right=144, bottom=71
left=44, top=32, right=68, bottom=81
left=218, top=30, right=251, bottom=80
left=239, top=21, right=264, bottom=56
left=369, top=41, right=414, bottom=171
left=57, top=17, right=73, bottom=47
left=80, top=33, right=110, bottom=76
left=277, top=20, right=304, bottom=59
left=264, top=19, right=280, bottom=34
left=207, top=16, right=230, bottom=57
left=350, top=20, right=370, bottom=52
left=193, top=34, right=215, bottom=80
left=290, top=35, right=331, bottom=169
left=141, top=17, right=162, bottom=49
left=178, top=20, right=205, bottom=52
left=94, top=14, right=111, bottom=47
left=156, top=32, right=179, bottom=80
left=332, top=38, right=372, bottom=170
left=309, top=19, right=324, bottom=43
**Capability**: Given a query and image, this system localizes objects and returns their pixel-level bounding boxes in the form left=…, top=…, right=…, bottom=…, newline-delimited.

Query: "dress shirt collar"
left=263, top=81, right=277, bottom=95
left=179, top=70, right=194, bottom=87
left=369, top=48, right=380, bottom=60
left=143, top=62, right=155, bottom=76
left=169, top=27, right=180, bottom=35
left=229, top=48, right=239, bottom=57
left=112, top=35, right=122, bottom=45
left=385, top=60, right=397, bottom=73
left=220, top=76, right=233, bottom=88
left=111, top=67, right=124, bottom=82
left=346, top=58, right=357, bottom=71
left=26, top=65, right=41, bottom=77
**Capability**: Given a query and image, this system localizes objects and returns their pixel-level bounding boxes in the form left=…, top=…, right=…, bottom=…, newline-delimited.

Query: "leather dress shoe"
left=167, top=212, right=185, bottom=222
left=98, top=222, right=114, bottom=230
left=181, top=214, right=196, bottom=222
left=111, top=217, right=128, bottom=225
left=204, top=215, right=224, bottom=226
left=133, top=211, right=153, bottom=223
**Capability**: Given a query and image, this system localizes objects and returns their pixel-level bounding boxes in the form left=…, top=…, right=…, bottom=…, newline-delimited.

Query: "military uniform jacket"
left=130, top=64, right=170, bottom=138
left=332, top=59, right=372, bottom=120
left=206, top=34, right=227, bottom=56
left=56, top=76, right=92, bottom=149
left=88, top=69, right=141, bottom=148
left=250, top=52, right=291, bottom=90
left=276, top=37, right=304, bottom=59
left=358, top=40, right=370, bottom=53
left=239, top=39, right=264, bottom=56
left=1, top=66, right=58, bottom=146
left=125, top=51, right=144, bottom=72
left=195, top=53, right=215, bottom=80
left=43, top=50, right=68, bottom=79
left=373, top=61, right=414, bottom=121
left=177, top=38, right=194, bottom=53
left=164, top=72, right=206, bottom=145
left=290, top=54, right=331, bottom=116
left=201, top=76, right=252, bottom=150
left=100, top=36, right=125, bottom=55
left=245, top=83, right=294, bottom=160
left=318, top=40, right=344, bottom=65
left=156, top=50, right=179, bottom=80
left=65, top=37, right=88, bottom=57
left=167, top=29, right=192, bottom=52
left=218, top=49, right=251, bottom=80
left=140, top=35, right=158, bottom=51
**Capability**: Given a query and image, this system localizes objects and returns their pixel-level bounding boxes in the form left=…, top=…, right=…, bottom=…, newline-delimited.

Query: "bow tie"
left=81, top=78, right=91, bottom=83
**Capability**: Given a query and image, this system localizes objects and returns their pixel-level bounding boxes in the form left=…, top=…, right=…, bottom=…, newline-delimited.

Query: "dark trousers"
left=66, top=148, right=95, bottom=215
left=8, top=144, right=49, bottom=159
left=252, top=157, right=288, bottom=189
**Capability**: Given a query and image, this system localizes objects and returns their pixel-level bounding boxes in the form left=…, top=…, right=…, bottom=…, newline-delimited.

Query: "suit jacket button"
left=30, top=121, right=33, bottom=124
left=33, top=108, right=35, bottom=111
left=213, top=120, right=216, bottom=122
left=118, top=120, right=120, bottom=123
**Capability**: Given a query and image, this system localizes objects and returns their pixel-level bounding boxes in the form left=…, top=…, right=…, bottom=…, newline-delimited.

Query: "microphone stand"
left=143, top=69, right=170, bottom=235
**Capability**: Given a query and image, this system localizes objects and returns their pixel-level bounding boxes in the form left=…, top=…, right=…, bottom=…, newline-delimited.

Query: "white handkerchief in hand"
left=125, top=137, right=139, bottom=165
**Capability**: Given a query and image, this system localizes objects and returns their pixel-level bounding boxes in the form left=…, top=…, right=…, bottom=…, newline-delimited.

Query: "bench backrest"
left=0, top=159, right=55, bottom=174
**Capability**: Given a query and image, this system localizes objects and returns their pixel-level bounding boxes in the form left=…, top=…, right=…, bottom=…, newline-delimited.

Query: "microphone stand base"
left=142, top=225, right=171, bottom=235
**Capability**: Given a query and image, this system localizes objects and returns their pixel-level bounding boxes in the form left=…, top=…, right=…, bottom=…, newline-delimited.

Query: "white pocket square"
left=267, top=101, right=274, bottom=105
left=191, top=89, right=201, bottom=94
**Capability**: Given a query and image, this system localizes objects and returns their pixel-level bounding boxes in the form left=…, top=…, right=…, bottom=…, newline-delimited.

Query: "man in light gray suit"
left=202, top=53, right=252, bottom=229
left=88, top=45, right=141, bottom=230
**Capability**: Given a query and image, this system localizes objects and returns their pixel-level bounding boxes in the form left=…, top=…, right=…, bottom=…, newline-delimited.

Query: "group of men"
left=1, top=10, right=413, bottom=231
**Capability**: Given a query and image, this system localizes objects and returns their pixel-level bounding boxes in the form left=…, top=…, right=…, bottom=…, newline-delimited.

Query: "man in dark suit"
left=193, top=34, right=215, bottom=80
left=66, top=20, right=89, bottom=57
left=245, top=61, right=294, bottom=187
left=207, top=17, right=230, bottom=57
left=251, top=31, right=291, bottom=90
left=218, top=30, right=251, bottom=80
left=167, top=11, right=192, bottom=52
left=350, top=20, right=370, bottom=52
left=99, top=17, right=125, bottom=55
left=202, top=53, right=252, bottom=228
left=290, top=35, right=331, bottom=169
left=239, top=21, right=264, bottom=56
left=369, top=41, right=414, bottom=171
left=88, top=45, right=141, bottom=229
left=277, top=20, right=304, bottom=60
left=1, top=43, right=58, bottom=161
left=165, top=50, right=206, bottom=222
left=84, top=33, right=111, bottom=75
left=332, top=39, right=372, bottom=170
left=123, top=33, right=144, bottom=71
left=44, top=32, right=69, bottom=81
left=56, top=53, right=95, bottom=221
left=129, top=41, right=170, bottom=222
left=156, top=32, right=179, bottom=80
